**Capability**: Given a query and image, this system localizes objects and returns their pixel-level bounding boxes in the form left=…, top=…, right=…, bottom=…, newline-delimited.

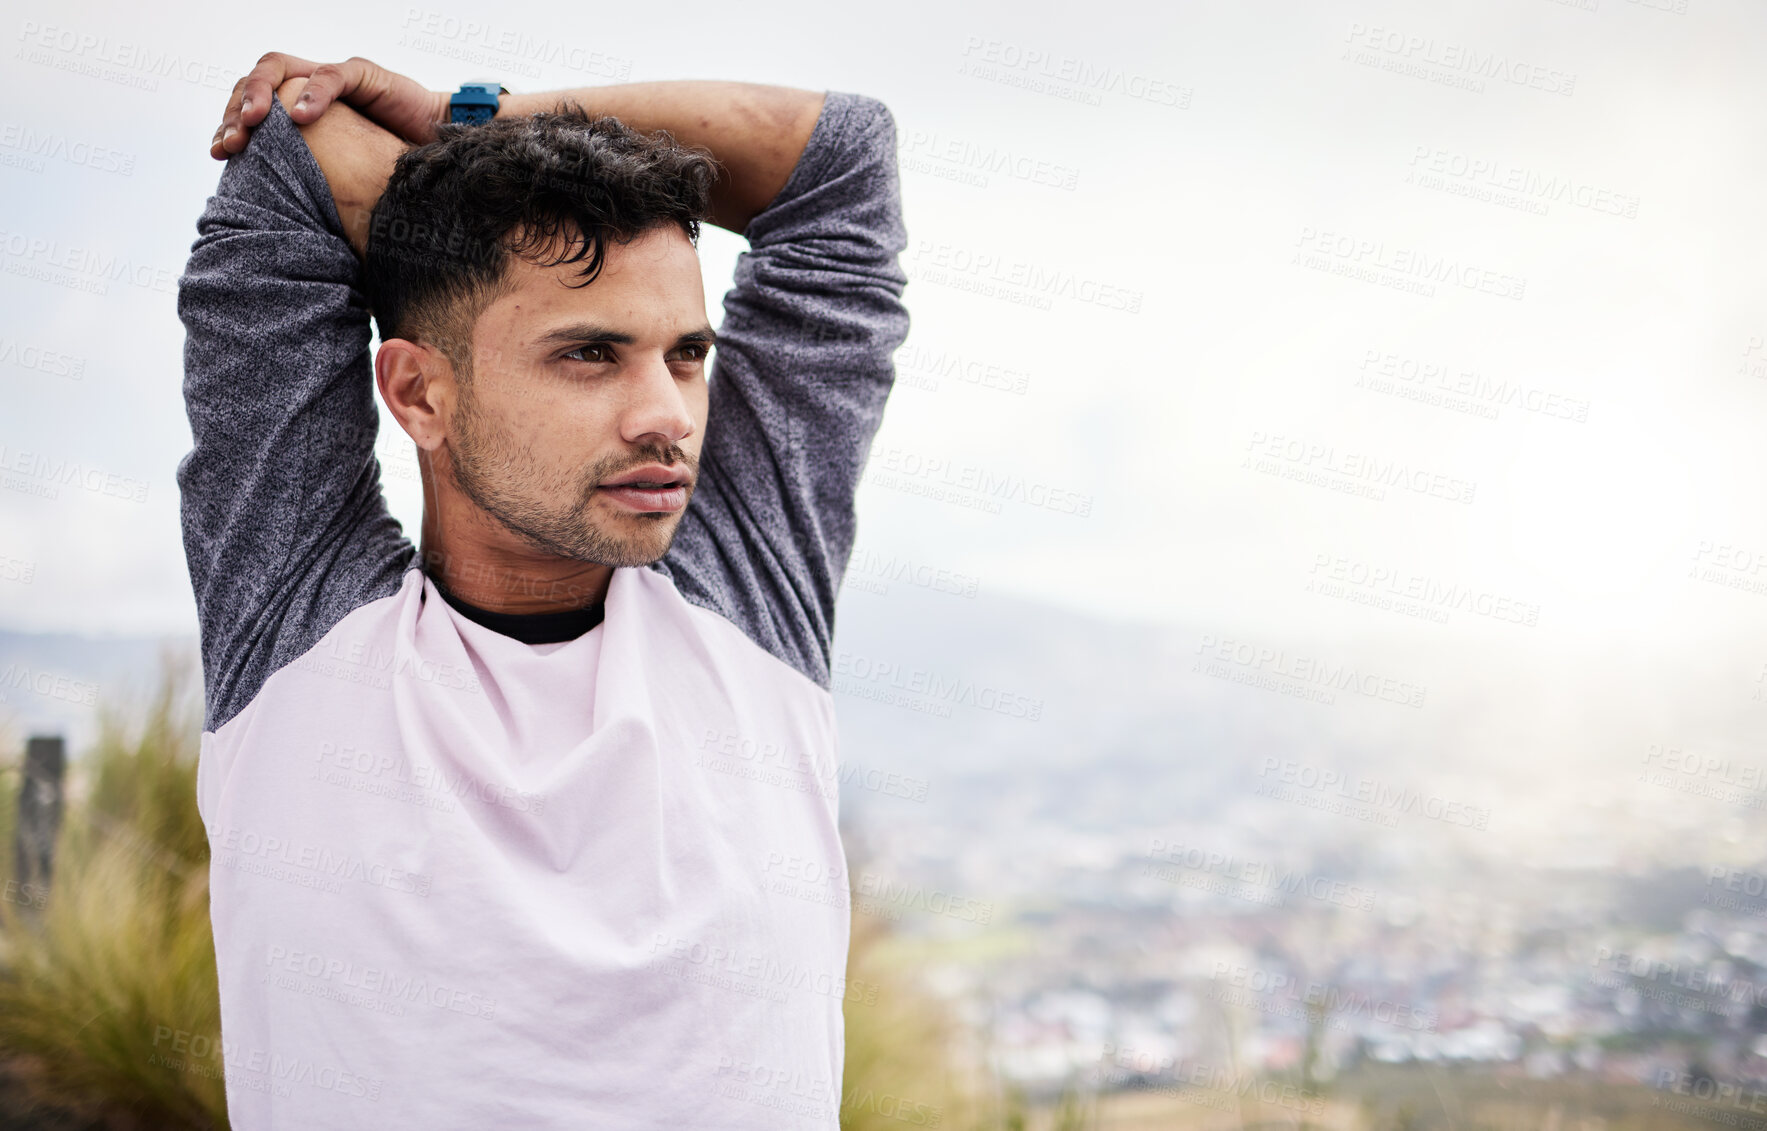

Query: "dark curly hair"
left=361, top=101, right=720, bottom=379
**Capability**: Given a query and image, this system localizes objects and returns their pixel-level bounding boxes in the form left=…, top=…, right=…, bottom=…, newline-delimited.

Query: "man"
left=179, top=53, right=909, bottom=1128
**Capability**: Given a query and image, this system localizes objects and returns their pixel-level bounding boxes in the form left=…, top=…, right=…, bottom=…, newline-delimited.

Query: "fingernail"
left=224, top=126, right=237, bottom=142
left=297, top=92, right=311, bottom=105
left=240, top=96, right=252, bottom=113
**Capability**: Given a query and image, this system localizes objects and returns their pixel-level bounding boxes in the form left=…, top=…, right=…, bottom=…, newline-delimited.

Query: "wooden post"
left=13, top=734, right=64, bottom=911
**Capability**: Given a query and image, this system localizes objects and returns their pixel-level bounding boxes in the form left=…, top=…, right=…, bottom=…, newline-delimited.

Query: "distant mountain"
left=830, top=577, right=1299, bottom=818
left=0, top=578, right=1382, bottom=803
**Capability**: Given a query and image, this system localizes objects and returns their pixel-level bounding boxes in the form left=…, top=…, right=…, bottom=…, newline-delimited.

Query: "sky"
left=4, top=0, right=1767, bottom=782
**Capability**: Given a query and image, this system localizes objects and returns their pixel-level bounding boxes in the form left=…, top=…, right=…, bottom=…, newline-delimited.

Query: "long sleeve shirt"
left=174, top=87, right=909, bottom=1130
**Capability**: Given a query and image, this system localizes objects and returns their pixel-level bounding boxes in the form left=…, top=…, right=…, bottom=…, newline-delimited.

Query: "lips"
left=597, top=464, right=690, bottom=513
left=598, top=483, right=688, bottom=512
left=601, top=464, right=689, bottom=489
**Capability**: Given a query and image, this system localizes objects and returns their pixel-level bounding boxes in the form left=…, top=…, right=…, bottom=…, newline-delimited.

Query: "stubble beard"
left=446, top=379, right=688, bottom=568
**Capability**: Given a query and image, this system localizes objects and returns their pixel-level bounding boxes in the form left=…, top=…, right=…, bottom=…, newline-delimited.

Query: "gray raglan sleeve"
left=176, top=94, right=415, bottom=734
left=651, top=91, right=911, bottom=691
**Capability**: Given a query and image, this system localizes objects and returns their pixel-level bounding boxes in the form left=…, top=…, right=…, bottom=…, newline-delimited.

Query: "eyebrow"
left=535, top=322, right=719, bottom=350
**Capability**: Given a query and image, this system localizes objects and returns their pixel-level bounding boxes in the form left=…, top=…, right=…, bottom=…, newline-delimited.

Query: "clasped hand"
left=209, top=52, right=451, bottom=160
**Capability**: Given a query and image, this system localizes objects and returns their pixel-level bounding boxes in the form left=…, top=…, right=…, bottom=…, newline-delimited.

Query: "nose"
left=619, top=352, right=697, bottom=449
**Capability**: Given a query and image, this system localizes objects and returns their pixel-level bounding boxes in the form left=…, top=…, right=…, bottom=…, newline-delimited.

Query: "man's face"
left=443, top=223, right=712, bottom=568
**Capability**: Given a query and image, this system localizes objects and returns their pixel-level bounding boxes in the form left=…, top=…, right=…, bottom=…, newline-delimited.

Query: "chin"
left=601, top=521, right=682, bottom=567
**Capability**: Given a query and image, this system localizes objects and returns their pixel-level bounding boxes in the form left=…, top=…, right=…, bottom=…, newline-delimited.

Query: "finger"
left=239, top=51, right=316, bottom=128
left=214, top=52, right=317, bottom=158
left=211, top=74, right=250, bottom=160
left=210, top=117, right=240, bottom=161
left=289, top=57, right=372, bottom=125
left=332, top=57, right=432, bottom=142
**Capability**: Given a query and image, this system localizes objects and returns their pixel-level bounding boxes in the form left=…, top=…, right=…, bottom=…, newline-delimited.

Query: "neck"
left=417, top=479, right=612, bottom=615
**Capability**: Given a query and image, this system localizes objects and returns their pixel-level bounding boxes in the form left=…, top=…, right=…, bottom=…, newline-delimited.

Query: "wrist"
left=494, top=90, right=565, bottom=119
left=447, top=81, right=508, bottom=126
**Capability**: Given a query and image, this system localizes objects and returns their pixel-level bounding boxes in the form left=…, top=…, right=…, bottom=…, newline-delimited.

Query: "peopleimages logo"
left=832, top=648, right=1044, bottom=721
left=1210, top=963, right=1439, bottom=1032
left=0, top=442, right=149, bottom=503
left=647, top=933, right=878, bottom=1005
left=908, top=240, right=1144, bottom=314
left=863, top=443, right=1094, bottom=518
left=846, top=545, right=981, bottom=597
left=14, top=21, right=238, bottom=92
left=1193, top=633, right=1430, bottom=709
left=1357, top=349, right=1591, bottom=424
left=0, top=663, right=97, bottom=705
left=0, top=123, right=136, bottom=175
left=1406, top=147, right=1638, bottom=219
left=315, top=740, right=545, bottom=815
left=1307, top=553, right=1541, bottom=627
left=206, top=824, right=433, bottom=897
left=1256, top=757, right=1490, bottom=829
left=956, top=35, right=1191, bottom=109
left=264, top=944, right=497, bottom=1021
left=149, top=1025, right=382, bottom=1102
left=1342, top=23, right=1577, bottom=96
left=0, top=335, right=85, bottom=380
left=1292, top=227, right=1526, bottom=301
left=1244, top=431, right=1478, bottom=505
left=1143, top=838, right=1379, bottom=911
left=397, top=8, right=634, bottom=81
left=1093, top=1048, right=1328, bottom=1116
left=897, top=128, right=1080, bottom=191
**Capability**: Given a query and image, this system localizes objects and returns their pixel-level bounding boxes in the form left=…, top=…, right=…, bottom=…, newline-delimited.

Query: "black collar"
left=429, top=575, right=605, bottom=645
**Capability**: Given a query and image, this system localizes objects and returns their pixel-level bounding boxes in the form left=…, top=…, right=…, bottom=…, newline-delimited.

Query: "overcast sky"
left=4, top=0, right=1766, bottom=785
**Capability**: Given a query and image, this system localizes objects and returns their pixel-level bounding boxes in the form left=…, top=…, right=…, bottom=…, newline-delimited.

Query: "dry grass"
left=0, top=648, right=223, bottom=1130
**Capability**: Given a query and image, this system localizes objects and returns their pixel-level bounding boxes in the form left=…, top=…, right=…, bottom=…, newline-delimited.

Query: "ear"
left=375, top=339, right=452, bottom=451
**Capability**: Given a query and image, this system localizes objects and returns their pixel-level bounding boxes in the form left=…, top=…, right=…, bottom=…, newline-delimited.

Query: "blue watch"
left=449, top=81, right=506, bottom=126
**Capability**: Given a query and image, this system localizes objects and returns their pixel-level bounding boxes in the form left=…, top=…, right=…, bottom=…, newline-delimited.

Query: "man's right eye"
left=563, top=344, right=612, bottom=364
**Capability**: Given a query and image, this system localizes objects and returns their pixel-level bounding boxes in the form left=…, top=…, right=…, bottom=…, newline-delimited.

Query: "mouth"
left=597, top=468, right=690, bottom=513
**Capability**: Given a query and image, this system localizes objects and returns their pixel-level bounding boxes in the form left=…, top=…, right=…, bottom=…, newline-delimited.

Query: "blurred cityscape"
left=828, top=572, right=1767, bottom=1125
left=846, top=766, right=1767, bottom=1112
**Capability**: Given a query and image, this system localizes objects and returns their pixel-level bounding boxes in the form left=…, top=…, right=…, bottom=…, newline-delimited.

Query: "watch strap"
left=450, top=81, right=507, bottom=126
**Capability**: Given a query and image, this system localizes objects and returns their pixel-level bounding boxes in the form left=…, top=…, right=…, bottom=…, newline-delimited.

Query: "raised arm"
left=496, top=82, right=823, bottom=236
left=211, top=57, right=826, bottom=242
left=176, top=83, right=415, bottom=734
left=275, top=78, right=410, bottom=258
left=651, top=91, right=911, bottom=690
